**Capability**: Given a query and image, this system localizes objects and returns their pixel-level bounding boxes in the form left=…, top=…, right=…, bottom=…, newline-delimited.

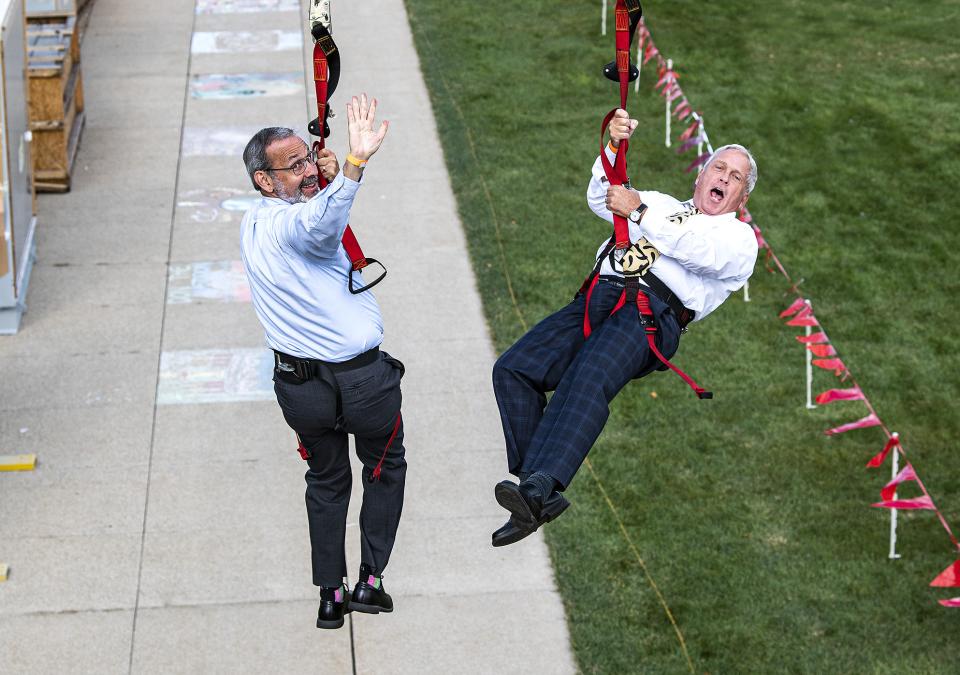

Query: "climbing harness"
left=307, top=0, right=386, bottom=294
left=582, top=0, right=711, bottom=399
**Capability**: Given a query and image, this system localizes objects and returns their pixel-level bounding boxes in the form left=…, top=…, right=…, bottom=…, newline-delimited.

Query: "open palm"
left=347, top=94, right=389, bottom=161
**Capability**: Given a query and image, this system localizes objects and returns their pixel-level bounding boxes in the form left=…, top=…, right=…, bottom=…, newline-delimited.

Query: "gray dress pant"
left=273, top=350, right=406, bottom=587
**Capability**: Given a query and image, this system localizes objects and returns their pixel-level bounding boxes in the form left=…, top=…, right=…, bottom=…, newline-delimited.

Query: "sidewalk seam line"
left=126, top=4, right=199, bottom=673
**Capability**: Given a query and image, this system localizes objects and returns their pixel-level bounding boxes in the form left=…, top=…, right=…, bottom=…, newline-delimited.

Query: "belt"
left=598, top=273, right=696, bottom=329
left=274, top=346, right=380, bottom=380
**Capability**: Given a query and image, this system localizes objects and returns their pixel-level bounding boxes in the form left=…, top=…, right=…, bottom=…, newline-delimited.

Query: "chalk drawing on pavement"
left=158, top=349, right=274, bottom=405
left=191, top=30, right=302, bottom=54
left=167, top=261, right=251, bottom=305
left=190, top=72, right=302, bottom=100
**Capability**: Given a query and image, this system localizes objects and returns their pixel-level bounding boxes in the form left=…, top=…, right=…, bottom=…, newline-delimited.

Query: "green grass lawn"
left=404, top=1, right=960, bottom=671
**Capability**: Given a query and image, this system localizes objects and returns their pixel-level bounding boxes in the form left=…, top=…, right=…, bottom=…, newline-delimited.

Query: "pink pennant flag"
left=797, top=332, right=829, bottom=344
left=880, top=464, right=917, bottom=501
left=812, top=357, right=845, bottom=374
left=825, top=412, right=879, bottom=435
left=666, top=87, right=684, bottom=104
left=678, top=134, right=705, bottom=154
left=807, top=344, right=837, bottom=357
left=684, top=152, right=710, bottom=173
left=871, top=496, right=935, bottom=510
left=815, top=387, right=863, bottom=404
left=938, top=598, right=960, bottom=607
left=739, top=207, right=754, bottom=223
left=643, top=43, right=660, bottom=65
left=752, top=225, right=766, bottom=248
left=866, top=435, right=900, bottom=468
left=931, top=561, right=960, bottom=587
left=786, top=311, right=819, bottom=327
left=679, top=119, right=700, bottom=142
left=779, top=298, right=807, bottom=318
left=673, top=101, right=692, bottom=120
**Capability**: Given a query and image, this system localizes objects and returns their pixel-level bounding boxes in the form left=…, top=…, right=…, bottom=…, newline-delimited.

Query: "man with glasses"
left=240, top=95, right=402, bottom=629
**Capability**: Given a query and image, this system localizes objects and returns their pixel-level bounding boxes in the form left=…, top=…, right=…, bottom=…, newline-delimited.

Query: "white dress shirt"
left=586, top=149, right=759, bottom=321
left=240, top=172, right=384, bottom=361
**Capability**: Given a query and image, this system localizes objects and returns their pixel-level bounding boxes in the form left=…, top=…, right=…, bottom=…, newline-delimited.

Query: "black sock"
left=523, top=471, right=558, bottom=499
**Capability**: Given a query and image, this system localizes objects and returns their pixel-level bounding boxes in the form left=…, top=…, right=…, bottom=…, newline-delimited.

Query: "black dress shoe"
left=350, top=568, right=393, bottom=614
left=316, top=586, right=351, bottom=629
left=491, top=482, right=570, bottom=547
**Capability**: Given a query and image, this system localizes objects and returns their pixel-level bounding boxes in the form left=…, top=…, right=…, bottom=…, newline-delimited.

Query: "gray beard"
left=274, top=181, right=306, bottom=205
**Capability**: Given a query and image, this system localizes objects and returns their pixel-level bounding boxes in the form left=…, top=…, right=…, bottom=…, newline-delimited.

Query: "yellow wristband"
left=346, top=154, right=368, bottom=167
left=607, top=140, right=619, bottom=154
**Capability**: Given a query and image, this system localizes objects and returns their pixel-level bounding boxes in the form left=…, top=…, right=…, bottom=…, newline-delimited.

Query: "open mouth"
left=301, top=179, right=319, bottom=194
left=709, top=186, right=725, bottom=202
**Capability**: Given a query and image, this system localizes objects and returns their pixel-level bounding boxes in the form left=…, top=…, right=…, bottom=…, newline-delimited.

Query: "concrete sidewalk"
left=0, top=0, right=575, bottom=672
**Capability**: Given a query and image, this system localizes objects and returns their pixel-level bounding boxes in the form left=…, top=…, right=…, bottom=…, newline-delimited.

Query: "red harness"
left=311, top=26, right=386, bottom=294
left=582, top=0, right=711, bottom=399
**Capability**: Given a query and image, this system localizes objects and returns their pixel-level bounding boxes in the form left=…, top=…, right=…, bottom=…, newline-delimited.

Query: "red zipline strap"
left=311, top=22, right=382, bottom=286
left=633, top=290, right=712, bottom=399
left=370, top=412, right=402, bottom=482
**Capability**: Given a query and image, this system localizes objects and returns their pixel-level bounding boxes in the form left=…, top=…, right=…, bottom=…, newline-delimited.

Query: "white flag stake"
left=804, top=300, right=816, bottom=410
left=664, top=59, right=672, bottom=147
left=601, top=0, right=607, bottom=35
left=889, top=432, right=901, bottom=559
left=743, top=281, right=751, bottom=302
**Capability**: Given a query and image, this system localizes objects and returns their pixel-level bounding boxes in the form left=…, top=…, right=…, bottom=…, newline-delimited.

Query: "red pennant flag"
left=807, top=344, right=837, bottom=357
left=930, top=560, right=960, bottom=587
left=797, top=332, right=829, bottom=344
left=655, top=70, right=671, bottom=89
left=871, top=496, right=934, bottom=510
left=673, top=101, right=691, bottom=120
left=684, top=152, right=710, bottom=173
left=938, top=598, right=960, bottom=607
left=825, top=412, right=879, bottom=435
left=866, top=435, right=900, bottom=468
left=643, top=43, right=659, bottom=66
left=812, top=357, right=845, bottom=375
left=752, top=225, right=766, bottom=248
left=678, top=134, right=705, bottom=154
left=779, top=298, right=807, bottom=318
left=881, top=464, right=918, bottom=501
left=741, top=207, right=754, bottom=224
left=786, top=308, right=819, bottom=327
left=666, top=87, right=683, bottom=104
left=678, top=119, right=700, bottom=142
left=816, top=387, right=864, bottom=404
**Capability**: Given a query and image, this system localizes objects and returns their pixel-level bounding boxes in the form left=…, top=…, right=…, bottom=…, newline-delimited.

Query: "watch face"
left=629, top=210, right=640, bottom=223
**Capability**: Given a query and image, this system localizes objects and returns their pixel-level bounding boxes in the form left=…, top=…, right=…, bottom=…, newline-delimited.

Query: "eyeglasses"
left=267, top=149, right=319, bottom=176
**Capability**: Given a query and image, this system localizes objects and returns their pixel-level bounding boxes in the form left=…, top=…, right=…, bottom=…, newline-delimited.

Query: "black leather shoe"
left=316, top=586, right=351, bottom=629
left=492, top=482, right=570, bottom=547
left=350, top=566, right=393, bottom=614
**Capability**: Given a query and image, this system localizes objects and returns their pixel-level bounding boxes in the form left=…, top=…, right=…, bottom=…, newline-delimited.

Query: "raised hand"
left=346, top=93, right=389, bottom=161
left=609, top=108, right=639, bottom=147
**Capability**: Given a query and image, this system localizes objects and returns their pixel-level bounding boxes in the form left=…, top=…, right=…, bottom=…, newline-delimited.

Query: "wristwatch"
left=628, top=203, right=647, bottom=223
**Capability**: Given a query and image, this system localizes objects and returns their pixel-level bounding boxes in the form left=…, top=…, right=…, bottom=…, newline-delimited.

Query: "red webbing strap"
left=370, top=412, right=402, bottom=482
left=635, top=291, right=712, bottom=399
left=312, top=39, right=368, bottom=272
left=599, top=110, right=631, bottom=249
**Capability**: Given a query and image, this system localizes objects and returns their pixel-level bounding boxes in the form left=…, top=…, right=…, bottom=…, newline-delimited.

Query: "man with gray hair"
left=240, top=95, right=402, bottom=629
left=491, top=108, right=759, bottom=546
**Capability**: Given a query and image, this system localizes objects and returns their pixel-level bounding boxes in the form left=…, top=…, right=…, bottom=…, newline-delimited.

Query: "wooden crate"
left=26, top=15, right=84, bottom=191
left=26, top=0, right=94, bottom=43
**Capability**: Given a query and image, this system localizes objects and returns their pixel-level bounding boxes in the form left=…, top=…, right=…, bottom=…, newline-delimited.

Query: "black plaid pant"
left=273, top=350, right=406, bottom=587
left=492, top=278, right=681, bottom=488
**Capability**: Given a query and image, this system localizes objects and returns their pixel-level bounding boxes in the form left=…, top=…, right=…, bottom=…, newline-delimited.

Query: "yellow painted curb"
left=0, top=454, right=37, bottom=471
